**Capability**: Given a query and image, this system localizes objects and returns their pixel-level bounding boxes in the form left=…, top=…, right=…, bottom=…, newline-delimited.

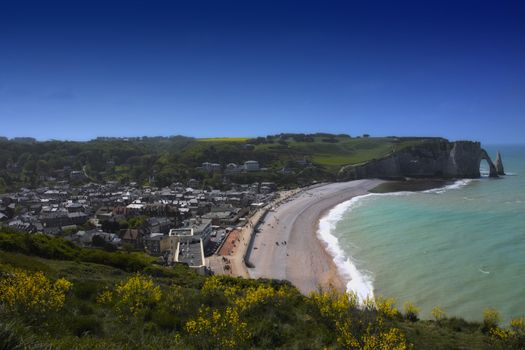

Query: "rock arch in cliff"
left=479, top=149, right=498, bottom=178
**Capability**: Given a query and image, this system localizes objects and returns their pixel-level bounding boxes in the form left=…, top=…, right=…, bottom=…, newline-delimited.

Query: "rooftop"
left=175, top=238, right=204, bottom=267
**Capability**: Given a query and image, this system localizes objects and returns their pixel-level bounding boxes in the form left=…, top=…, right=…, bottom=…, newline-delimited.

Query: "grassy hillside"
left=0, top=134, right=437, bottom=191
left=1, top=229, right=523, bottom=349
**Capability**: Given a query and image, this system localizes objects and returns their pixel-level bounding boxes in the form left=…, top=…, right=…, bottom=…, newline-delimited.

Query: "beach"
left=247, top=179, right=384, bottom=294
left=207, top=188, right=301, bottom=278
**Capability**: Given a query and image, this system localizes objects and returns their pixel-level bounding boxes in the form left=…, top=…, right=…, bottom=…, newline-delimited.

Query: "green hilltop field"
left=0, top=133, right=436, bottom=192
left=1, top=228, right=523, bottom=349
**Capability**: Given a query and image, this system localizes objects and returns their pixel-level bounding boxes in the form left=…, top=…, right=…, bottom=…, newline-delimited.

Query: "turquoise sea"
left=324, top=145, right=525, bottom=323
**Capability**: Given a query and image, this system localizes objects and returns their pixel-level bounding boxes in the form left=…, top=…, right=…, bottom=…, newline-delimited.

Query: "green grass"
left=0, top=228, right=520, bottom=350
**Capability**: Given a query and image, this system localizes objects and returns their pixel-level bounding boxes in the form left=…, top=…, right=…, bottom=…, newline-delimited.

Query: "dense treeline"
left=0, top=134, right=353, bottom=192
left=0, top=136, right=195, bottom=191
left=0, top=229, right=524, bottom=349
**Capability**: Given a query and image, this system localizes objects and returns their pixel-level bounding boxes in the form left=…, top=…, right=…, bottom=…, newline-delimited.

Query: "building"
left=200, top=162, right=222, bottom=172
left=169, top=228, right=205, bottom=273
left=225, top=163, right=240, bottom=173
left=189, top=218, right=213, bottom=245
left=121, top=229, right=145, bottom=250
left=244, top=160, right=260, bottom=172
left=143, top=233, right=164, bottom=255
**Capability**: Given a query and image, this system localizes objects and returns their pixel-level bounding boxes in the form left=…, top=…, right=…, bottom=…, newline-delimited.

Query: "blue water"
left=332, top=145, right=525, bottom=323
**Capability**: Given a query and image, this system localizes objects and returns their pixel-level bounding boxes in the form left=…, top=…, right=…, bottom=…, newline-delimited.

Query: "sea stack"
left=495, top=151, right=505, bottom=175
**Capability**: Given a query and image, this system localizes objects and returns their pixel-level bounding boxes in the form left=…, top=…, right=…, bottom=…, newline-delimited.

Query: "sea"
left=319, top=145, right=525, bottom=323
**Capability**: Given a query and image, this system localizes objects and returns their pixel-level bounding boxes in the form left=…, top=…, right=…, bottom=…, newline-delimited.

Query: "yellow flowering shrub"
left=335, top=320, right=361, bottom=349
left=482, top=308, right=501, bottom=333
left=233, top=284, right=287, bottom=312
left=308, top=289, right=410, bottom=349
left=402, top=301, right=420, bottom=321
left=362, top=326, right=410, bottom=350
left=375, top=296, right=399, bottom=319
left=308, top=289, right=359, bottom=321
left=185, top=306, right=250, bottom=350
left=490, top=327, right=510, bottom=340
left=0, top=269, right=72, bottom=315
left=510, top=317, right=525, bottom=332
left=490, top=317, right=525, bottom=346
left=96, top=288, right=113, bottom=305
left=201, top=275, right=224, bottom=295
left=431, top=306, right=446, bottom=321
left=201, top=275, right=242, bottom=300
left=113, top=274, right=161, bottom=319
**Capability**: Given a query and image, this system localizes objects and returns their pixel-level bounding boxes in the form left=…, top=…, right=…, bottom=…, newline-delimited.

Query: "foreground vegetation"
left=1, top=229, right=523, bottom=349
left=0, top=134, right=433, bottom=191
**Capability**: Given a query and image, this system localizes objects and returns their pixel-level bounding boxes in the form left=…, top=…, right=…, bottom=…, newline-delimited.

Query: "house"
left=143, top=233, right=164, bottom=255
left=244, top=160, right=260, bottom=172
left=120, top=229, right=145, bottom=250
left=95, top=207, right=113, bottom=220
left=200, top=162, right=222, bottom=172
left=147, top=217, right=172, bottom=234
left=67, top=212, right=89, bottom=225
left=225, top=163, right=241, bottom=173
left=143, top=233, right=178, bottom=256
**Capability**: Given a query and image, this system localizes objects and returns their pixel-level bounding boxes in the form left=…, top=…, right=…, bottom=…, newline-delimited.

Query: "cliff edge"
left=339, top=140, right=502, bottom=180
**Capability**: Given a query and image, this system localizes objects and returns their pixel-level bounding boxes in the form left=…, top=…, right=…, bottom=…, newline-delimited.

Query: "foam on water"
left=423, top=179, right=473, bottom=194
left=317, top=194, right=376, bottom=301
left=318, top=179, right=475, bottom=302
left=328, top=145, right=525, bottom=322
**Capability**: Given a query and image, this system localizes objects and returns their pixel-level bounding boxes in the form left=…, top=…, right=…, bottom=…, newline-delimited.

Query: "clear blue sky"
left=0, top=0, right=524, bottom=143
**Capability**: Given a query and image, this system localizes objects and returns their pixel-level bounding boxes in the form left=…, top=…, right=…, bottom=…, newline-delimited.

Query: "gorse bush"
left=186, top=306, right=250, bottom=350
left=308, top=290, right=410, bottom=349
left=1, top=230, right=524, bottom=349
left=431, top=306, right=446, bottom=322
left=0, top=269, right=72, bottom=316
left=403, top=301, right=420, bottom=322
left=483, top=307, right=501, bottom=334
left=97, top=274, right=161, bottom=319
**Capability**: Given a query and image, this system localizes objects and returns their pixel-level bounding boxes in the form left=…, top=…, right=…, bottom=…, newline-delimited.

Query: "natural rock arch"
left=479, top=149, right=498, bottom=178
left=338, top=140, right=505, bottom=180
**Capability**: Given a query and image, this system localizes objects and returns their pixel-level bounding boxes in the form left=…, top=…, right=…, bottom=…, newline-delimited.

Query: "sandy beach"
left=207, top=188, right=301, bottom=278
left=247, top=179, right=384, bottom=294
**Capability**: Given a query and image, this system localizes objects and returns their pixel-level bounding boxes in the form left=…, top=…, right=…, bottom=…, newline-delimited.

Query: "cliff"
left=339, top=140, right=501, bottom=180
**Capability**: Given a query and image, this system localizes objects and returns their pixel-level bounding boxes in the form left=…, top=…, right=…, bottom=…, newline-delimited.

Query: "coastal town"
left=0, top=160, right=280, bottom=275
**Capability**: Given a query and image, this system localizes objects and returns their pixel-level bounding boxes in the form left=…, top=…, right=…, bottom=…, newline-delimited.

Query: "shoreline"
left=216, top=178, right=465, bottom=296
left=246, top=179, right=384, bottom=295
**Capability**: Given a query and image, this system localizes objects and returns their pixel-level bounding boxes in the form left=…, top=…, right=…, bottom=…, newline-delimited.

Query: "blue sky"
left=0, top=0, right=524, bottom=143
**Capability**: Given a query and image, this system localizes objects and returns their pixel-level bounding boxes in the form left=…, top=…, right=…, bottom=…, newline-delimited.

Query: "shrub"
left=431, top=306, right=446, bottom=322
left=185, top=306, right=250, bottom=350
left=375, top=296, right=399, bottom=319
left=98, top=274, right=161, bottom=320
left=403, top=301, right=420, bottom=322
left=482, top=308, right=501, bottom=334
left=0, top=269, right=72, bottom=316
